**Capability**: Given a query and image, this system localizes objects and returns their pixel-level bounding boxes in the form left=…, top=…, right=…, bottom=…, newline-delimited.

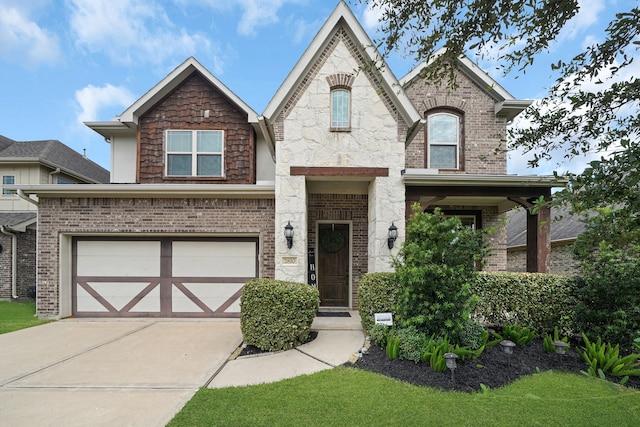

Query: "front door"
left=317, top=223, right=350, bottom=307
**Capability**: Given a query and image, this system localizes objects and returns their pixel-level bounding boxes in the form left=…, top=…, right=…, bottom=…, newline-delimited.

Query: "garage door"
left=72, top=237, right=258, bottom=318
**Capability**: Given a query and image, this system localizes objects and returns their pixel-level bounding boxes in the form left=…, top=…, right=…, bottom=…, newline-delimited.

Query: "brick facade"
left=508, top=243, right=579, bottom=275
left=307, top=193, right=368, bottom=309
left=403, top=72, right=508, bottom=174
left=138, top=72, right=256, bottom=184
left=36, top=196, right=275, bottom=318
left=0, top=226, right=36, bottom=300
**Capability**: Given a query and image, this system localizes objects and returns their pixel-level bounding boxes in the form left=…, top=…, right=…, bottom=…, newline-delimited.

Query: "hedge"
left=240, top=278, right=319, bottom=352
left=357, top=272, right=402, bottom=334
left=358, top=271, right=579, bottom=336
left=471, top=272, right=579, bottom=334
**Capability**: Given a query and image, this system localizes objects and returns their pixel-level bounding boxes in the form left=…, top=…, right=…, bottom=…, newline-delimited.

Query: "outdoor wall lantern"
left=387, top=222, right=398, bottom=249
left=443, top=352, right=459, bottom=382
left=500, top=340, right=516, bottom=368
left=284, top=221, right=294, bottom=249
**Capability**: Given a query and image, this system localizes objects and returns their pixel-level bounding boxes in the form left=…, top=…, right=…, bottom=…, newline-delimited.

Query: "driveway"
left=0, top=319, right=241, bottom=427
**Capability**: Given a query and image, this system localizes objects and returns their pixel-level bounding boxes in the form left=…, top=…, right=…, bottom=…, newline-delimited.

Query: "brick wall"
left=508, top=243, right=579, bottom=275
left=0, top=226, right=36, bottom=299
left=403, top=71, right=508, bottom=174
left=138, top=72, right=256, bottom=184
left=36, top=196, right=275, bottom=318
left=307, top=193, right=368, bottom=309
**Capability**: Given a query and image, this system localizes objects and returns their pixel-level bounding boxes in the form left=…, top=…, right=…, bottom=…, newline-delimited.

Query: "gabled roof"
left=260, top=1, right=424, bottom=155
left=400, top=48, right=532, bottom=121
left=86, top=57, right=261, bottom=138
left=0, top=136, right=109, bottom=183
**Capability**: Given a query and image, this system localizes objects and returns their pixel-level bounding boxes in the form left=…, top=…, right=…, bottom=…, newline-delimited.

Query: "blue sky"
left=0, top=0, right=626, bottom=175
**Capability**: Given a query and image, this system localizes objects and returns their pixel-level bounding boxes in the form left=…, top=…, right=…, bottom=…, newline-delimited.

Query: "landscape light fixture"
left=443, top=352, right=459, bottom=382
left=500, top=340, right=516, bottom=368
left=387, top=222, right=398, bottom=249
left=284, top=221, right=294, bottom=249
left=553, top=340, right=569, bottom=363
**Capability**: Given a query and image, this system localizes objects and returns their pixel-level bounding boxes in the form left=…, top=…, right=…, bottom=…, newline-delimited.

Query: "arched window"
left=331, top=88, right=350, bottom=129
left=426, top=111, right=463, bottom=169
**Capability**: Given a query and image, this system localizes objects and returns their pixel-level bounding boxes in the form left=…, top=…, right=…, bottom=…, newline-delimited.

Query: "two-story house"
left=15, top=2, right=559, bottom=319
left=0, top=135, right=109, bottom=300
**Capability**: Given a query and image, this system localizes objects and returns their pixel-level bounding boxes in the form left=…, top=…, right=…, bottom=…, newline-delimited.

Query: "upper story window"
left=427, top=111, right=463, bottom=170
left=2, top=175, right=15, bottom=195
left=165, top=130, right=224, bottom=177
left=57, top=176, right=75, bottom=184
left=331, top=89, right=350, bottom=130
left=327, top=73, right=355, bottom=132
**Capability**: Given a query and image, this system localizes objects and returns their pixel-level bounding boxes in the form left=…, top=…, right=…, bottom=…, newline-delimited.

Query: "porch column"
left=526, top=204, right=551, bottom=273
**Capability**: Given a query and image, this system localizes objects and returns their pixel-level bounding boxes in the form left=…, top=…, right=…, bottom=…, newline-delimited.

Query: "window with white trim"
left=165, top=130, right=224, bottom=177
left=2, top=175, right=15, bottom=195
left=330, top=89, right=350, bottom=130
left=427, top=112, right=460, bottom=169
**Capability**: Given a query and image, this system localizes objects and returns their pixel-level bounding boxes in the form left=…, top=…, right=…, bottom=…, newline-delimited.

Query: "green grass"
left=0, top=301, right=51, bottom=334
left=168, top=368, right=640, bottom=426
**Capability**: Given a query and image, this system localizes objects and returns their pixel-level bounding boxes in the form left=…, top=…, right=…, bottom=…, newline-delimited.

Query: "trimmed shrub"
left=240, top=278, right=319, bottom=352
left=471, top=272, right=578, bottom=334
left=357, top=272, right=402, bottom=334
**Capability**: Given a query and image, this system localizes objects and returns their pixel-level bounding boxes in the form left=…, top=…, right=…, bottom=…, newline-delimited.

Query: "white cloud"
left=0, top=5, right=61, bottom=66
left=362, top=3, right=384, bottom=31
left=558, top=0, right=606, bottom=42
left=75, top=84, right=135, bottom=124
left=68, top=0, right=216, bottom=68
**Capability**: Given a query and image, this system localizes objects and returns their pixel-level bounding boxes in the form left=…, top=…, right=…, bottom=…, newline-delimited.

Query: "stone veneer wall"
left=307, top=193, right=368, bottom=309
left=36, top=197, right=275, bottom=318
left=138, top=72, right=256, bottom=184
left=403, top=72, right=508, bottom=174
left=508, top=243, right=579, bottom=275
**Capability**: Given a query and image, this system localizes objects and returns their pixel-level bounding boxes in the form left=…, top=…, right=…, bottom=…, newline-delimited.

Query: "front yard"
left=0, top=301, right=50, bottom=334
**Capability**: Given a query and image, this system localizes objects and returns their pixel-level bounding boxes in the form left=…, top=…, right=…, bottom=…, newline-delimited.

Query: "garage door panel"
left=73, top=237, right=257, bottom=318
left=172, top=241, right=256, bottom=277
left=76, top=241, right=161, bottom=277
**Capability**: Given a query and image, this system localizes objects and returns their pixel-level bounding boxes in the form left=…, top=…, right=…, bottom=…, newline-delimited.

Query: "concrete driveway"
left=0, top=319, right=241, bottom=427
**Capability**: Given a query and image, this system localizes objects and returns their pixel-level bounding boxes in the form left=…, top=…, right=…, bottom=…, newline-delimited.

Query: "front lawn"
left=0, top=301, right=50, bottom=334
left=168, top=367, right=640, bottom=426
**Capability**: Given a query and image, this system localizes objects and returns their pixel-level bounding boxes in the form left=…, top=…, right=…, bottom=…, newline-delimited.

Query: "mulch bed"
left=351, top=339, right=640, bottom=392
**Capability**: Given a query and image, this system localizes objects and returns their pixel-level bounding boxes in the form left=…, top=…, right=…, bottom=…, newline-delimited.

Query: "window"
left=427, top=112, right=461, bottom=169
left=166, top=130, right=224, bottom=177
left=57, top=176, right=75, bottom=184
left=2, top=175, right=15, bottom=195
left=331, top=89, right=350, bottom=130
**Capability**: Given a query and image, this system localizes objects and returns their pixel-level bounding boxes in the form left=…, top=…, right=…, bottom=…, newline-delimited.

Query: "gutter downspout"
left=1, top=226, right=18, bottom=299
left=17, top=189, right=38, bottom=207
left=49, top=167, right=61, bottom=184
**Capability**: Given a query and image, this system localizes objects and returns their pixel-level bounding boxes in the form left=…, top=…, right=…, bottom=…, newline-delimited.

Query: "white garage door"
left=72, top=237, right=258, bottom=317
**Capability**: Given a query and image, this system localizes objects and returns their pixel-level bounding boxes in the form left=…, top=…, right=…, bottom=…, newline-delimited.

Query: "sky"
left=0, top=0, right=629, bottom=175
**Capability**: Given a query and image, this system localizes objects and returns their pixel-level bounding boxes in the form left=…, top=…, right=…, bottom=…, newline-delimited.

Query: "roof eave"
left=402, top=170, right=567, bottom=188
left=9, top=183, right=276, bottom=199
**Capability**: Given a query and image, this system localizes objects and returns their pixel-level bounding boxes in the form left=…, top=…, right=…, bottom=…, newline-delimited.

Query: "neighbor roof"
left=0, top=136, right=109, bottom=184
left=507, top=205, right=587, bottom=248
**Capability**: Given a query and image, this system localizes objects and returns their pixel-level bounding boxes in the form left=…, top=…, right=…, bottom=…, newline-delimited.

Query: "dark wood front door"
left=317, top=223, right=350, bottom=307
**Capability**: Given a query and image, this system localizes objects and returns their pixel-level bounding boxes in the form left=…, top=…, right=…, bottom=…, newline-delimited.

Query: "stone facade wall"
left=274, top=25, right=406, bottom=286
left=403, top=72, right=508, bottom=174
left=36, top=196, right=275, bottom=318
left=308, top=193, right=368, bottom=309
left=138, top=72, right=256, bottom=184
left=508, top=243, right=579, bottom=275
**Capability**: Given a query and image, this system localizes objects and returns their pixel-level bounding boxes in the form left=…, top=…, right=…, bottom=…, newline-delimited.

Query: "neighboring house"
left=507, top=206, right=585, bottom=275
left=0, top=135, right=109, bottom=300
left=15, top=2, right=561, bottom=319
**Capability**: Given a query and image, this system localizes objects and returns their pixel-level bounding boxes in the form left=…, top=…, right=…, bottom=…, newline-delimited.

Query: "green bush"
left=471, top=272, right=578, bottom=335
left=393, top=206, right=487, bottom=339
left=240, top=278, right=319, bottom=352
left=357, top=272, right=402, bottom=334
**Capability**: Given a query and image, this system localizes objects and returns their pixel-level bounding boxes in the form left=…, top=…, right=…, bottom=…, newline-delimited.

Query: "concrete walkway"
left=0, top=313, right=364, bottom=426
